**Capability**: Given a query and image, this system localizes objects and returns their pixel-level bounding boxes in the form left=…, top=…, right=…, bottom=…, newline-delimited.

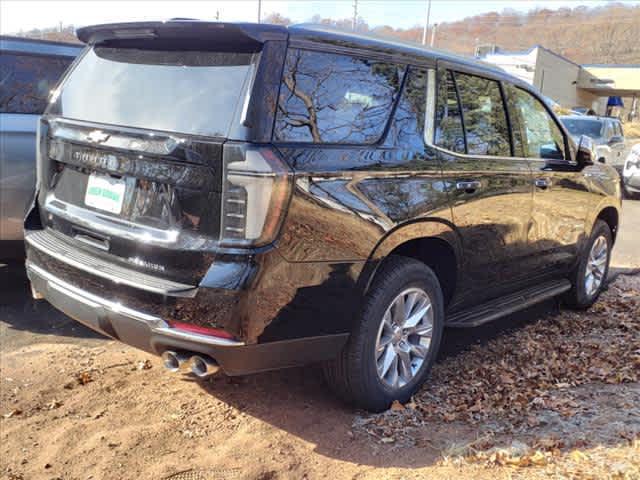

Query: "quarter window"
left=510, top=88, right=566, bottom=160
left=504, top=86, right=526, bottom=157
left=0, top=53, right=73, bottom=114
left=454, top=72, right=511, bottom=157
left=275, top=49, right=403, bottom=144
left=434, top=70, right=465, bottom=153
left=386, top=67, right=428, bottom=151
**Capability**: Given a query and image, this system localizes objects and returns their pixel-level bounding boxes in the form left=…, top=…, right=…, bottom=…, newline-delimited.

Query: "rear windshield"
left=53, top=46, right=257, bottom=137
left=561, top=118, right=603, bottom=138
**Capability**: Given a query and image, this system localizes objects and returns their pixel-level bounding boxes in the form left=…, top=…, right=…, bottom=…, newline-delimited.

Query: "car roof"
left=0, top=35, right=82, bottom=57
left=287, top=24, right=508, bottom=74
left=76, top=20, right=529, bottom=88
left=560, top=115, right=607, bottom=123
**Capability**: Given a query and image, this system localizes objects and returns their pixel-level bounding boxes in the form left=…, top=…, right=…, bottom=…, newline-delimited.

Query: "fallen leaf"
left=529, top=450, right=548, bottom=466
left=76, top=371, right=93, bottom=385
left=569, top=450, right=589, bottom=462
left=136, top=360, right=152, bottom=371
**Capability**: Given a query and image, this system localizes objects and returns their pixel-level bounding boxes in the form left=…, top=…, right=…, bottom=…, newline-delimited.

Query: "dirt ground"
left=1, top=201, right=639, bottom=480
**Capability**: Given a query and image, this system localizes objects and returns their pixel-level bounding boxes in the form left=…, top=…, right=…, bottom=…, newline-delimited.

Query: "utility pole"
left=352, top=0, right=358, bottom=31
left=257, top=0, right=262, bottom=23
left=422, top=0, right=432, bottom=45
left=430, top=23, right=437, bottom=47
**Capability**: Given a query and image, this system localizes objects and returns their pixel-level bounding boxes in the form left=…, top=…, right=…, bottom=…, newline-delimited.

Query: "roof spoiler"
left=76, top=21, right=288, bottom=48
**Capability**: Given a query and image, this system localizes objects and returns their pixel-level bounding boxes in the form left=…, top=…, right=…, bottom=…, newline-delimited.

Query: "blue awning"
left=607, top=96, right=624, bottom=107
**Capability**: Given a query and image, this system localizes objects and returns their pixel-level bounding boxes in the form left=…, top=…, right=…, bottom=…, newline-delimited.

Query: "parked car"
left=25, top=21, right=621, bottom=411
left=0, top=36, right=81, bottom=259
left=560, top=115, right=626, bottom=164
left=623, top=143, right=640, bottom=199
left=570, top=106, right=596, bottom=116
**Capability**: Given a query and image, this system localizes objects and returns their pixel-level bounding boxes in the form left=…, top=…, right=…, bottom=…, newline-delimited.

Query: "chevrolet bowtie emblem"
left=86, top=130, right=110, bottom=143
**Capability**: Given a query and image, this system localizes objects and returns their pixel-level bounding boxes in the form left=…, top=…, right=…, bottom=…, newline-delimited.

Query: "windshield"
left=561, top=118, right=603, bottom=139
left=52, top=46, right=258, bottom=138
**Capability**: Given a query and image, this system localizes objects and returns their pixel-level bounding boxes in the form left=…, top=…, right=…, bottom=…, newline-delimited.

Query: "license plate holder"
left=84, top=173, right=126, bottom=214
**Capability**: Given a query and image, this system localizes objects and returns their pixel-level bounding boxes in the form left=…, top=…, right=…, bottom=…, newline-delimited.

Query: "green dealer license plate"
left=84, top=173, right=126, bottom=214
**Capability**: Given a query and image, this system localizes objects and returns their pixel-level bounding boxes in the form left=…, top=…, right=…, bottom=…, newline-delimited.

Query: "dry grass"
left=624, top=122, right=640, bottom=139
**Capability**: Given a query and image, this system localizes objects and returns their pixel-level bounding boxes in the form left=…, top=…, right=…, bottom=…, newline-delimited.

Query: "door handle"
left=455, top=180, right=482, bottom=193
left=535, top=178, right=550, bottom=189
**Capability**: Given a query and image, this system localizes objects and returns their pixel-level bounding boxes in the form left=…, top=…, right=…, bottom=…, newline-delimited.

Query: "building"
left=478, top=45, right=639, bottom=120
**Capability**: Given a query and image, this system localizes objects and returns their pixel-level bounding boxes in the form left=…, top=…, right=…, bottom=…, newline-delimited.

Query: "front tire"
left=565, top=220, right=612, bottom=309
left=323, top=256, right=444, bottom=412
left=623, top=184, right=640, bottom=200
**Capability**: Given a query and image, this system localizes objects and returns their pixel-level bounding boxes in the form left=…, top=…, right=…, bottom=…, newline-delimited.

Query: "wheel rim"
left=585, top=235, right=608, bottom=296
left=374, top=287, right=434, bottom=390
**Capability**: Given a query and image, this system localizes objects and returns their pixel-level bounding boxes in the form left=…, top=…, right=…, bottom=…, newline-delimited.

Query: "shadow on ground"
left=177, top=298, right=571, bottom=468
left=0, top=261, right=105, bottom=345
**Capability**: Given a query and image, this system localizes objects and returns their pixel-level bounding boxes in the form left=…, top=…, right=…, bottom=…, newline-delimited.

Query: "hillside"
left=267, top=2, right=640, bottom=65
left=14, top=3, right=640, bottom=65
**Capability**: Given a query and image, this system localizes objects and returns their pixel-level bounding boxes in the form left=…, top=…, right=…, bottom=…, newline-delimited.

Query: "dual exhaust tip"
left=161, top=350, right=220, bottom=378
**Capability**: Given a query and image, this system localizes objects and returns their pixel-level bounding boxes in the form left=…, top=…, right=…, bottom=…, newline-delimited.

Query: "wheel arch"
left=357, top=219, right=462, bottom=308
left=586, top=199, right=620, bottom=245
left=595, top=206, right=619, bottom=243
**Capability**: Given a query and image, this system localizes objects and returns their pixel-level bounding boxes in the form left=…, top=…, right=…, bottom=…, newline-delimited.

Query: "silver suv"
left=0, top=36, right=80, bottom=258
left=560, top=115, right=626, bottom=165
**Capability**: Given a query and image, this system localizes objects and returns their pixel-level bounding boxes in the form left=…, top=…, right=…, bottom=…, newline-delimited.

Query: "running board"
left=446, top=279, right=572, bottom=328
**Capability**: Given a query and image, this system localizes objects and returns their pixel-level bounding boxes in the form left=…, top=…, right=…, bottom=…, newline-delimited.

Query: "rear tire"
left=323, top=256, right=444, bottom=412
left=564, top=220, right=612, bottom=309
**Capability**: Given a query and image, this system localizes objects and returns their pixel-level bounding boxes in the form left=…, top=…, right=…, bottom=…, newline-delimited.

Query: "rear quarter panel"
left=274, top=145, right=452, bottom=263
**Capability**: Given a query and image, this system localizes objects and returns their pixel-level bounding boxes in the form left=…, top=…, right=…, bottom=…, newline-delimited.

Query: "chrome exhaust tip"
left=161, top=350, right=189, bottom=372
left=189, top=355, right=220, bottom=378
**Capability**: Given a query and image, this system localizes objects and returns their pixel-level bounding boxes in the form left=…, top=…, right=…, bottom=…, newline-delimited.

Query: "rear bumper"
left=27, top=261, right=348, bottom=374
left=24, top=219, right=356, bottom=374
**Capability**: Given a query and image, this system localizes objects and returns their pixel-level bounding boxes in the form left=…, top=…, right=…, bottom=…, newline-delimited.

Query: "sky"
left=1, top=0, right=638, bottom=34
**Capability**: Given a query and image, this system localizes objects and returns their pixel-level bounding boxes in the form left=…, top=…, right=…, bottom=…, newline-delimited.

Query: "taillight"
left=220, top=145, right=292, bottom=247
left=167, top=321, right=235, bottom=340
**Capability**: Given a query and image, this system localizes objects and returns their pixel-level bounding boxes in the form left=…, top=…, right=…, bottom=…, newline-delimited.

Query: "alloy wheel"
left=585, top=235, right=608, bottom=296
left=374, top=287, right=434, bottom=389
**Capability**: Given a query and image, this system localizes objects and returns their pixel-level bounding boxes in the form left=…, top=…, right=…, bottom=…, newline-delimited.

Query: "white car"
left=623, top=143, right=640, bottom=199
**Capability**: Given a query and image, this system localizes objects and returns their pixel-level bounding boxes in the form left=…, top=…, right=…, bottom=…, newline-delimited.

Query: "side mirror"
left=576, top=134, right=595, bottom=168
left=608, top=135, right=624, bottom=146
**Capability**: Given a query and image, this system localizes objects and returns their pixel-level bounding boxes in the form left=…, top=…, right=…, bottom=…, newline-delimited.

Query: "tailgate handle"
left=74, top=232, right=109, bottom=251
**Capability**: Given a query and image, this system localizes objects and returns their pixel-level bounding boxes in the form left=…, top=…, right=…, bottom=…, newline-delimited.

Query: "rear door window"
left=454, top=72, right=511, bottom=157
left=0, top=52, right=73, bottom=114
left=434, top=70, right=465, bottom=153
left=386, top=67, right=428, bottom=151
left=612, top=121, right=623, bottom=138
left=604, top=121, right=615, bottom=140
left=504, top=84, right=526, bottom=157
left=55, top=47, right=258, bottom=138
left=274, top=49, right=404, bottom=144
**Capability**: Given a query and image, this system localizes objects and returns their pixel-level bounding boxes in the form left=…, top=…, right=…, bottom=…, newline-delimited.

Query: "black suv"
left=25, top=21, right=621, bottom=411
